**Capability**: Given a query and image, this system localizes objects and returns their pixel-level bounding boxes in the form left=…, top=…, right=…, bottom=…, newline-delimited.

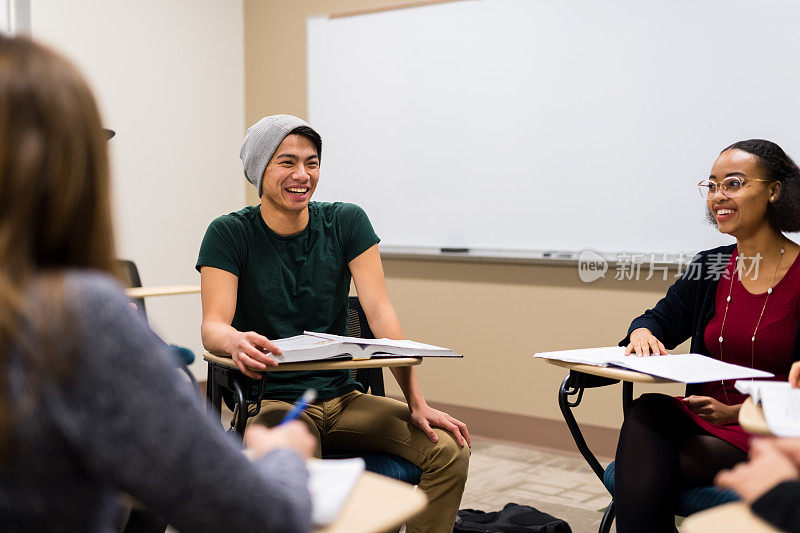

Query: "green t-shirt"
left=196, top=202, right=380, bottom=401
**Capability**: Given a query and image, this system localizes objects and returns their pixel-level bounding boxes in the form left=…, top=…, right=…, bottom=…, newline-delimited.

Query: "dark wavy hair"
left=718, top=139, right=800, bottom=233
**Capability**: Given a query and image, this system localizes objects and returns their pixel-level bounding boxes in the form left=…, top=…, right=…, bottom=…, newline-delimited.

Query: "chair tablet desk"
left=125, top=285, right=201, bottom=298
left=739, top=397, right=772, bottom=436
left=544, top=359, right=672, bottom=478
left=543, top=359, right=739, bottom=532
left=315, top=471, right=426, bottom=533
left=681, top=502, right=781, bottom=533
left=123, top=282, right=200, bottom=384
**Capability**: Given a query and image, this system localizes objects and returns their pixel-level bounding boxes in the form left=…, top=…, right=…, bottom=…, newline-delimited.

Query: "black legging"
left=614, top=393, right=747, bottom=533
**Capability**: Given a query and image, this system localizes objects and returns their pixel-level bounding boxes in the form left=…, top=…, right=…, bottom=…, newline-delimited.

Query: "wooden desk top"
left=544, top=359, right=675, bottom=384
left=125, top=285, right=201, bottom=298
left=203, top=351, right=422, bottom=372
left=740, top=397, right=772, bottom=436
left=315, top=471, right=427, bottom=533
left=681, top=502, right=780, bottom=533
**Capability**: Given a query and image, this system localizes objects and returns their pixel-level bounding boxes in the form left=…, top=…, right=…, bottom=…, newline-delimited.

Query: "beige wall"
left=33, top=0, right=245, bottom=377
left=243, top=0, right=685, bottom=430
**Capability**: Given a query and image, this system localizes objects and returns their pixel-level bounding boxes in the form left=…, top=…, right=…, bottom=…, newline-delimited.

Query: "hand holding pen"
left=279, top=389, right=318, bottom=425
left=244, top=389, right=318, bottom=458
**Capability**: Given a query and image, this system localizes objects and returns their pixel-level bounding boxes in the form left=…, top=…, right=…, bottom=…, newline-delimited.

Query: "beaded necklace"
left=717, top=244, right=785, bottom=402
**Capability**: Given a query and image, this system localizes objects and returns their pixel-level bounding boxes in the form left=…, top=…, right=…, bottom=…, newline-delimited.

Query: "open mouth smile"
left=285, top=186, right=309, bottom=197
left=714, top=206, right=736, bottom=221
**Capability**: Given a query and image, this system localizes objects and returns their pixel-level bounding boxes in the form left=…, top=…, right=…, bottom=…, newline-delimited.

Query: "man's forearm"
left=201, top=320, right=239, bottom=356
left=390, top=366, right=427, bottom=409
left=365, top=306, right=427, bottom=408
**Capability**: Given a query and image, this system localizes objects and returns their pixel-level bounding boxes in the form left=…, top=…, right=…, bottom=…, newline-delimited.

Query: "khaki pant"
left=251, top=390, right=470, bottom=533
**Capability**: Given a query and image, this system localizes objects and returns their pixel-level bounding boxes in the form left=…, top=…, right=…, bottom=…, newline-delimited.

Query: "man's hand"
left=409, top=403, right=471, bottom=447
left=625, top=328, right=668, bottom=357
left=244, top=422, right=316, bottom=459
left=226, top=331, right=282, bottom=379
left=682, top=395, right=740, bottom=425
left=716, top=438, right=800, bottom=502
left=790, top=361, right=800, bottom=388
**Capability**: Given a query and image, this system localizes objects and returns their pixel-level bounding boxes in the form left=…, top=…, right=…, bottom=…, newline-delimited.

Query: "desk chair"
left=559, top=371, right=739, bottom=533
left=118, top=260, right=197, bottom=388
left=205, top=296, right=422, bottom=485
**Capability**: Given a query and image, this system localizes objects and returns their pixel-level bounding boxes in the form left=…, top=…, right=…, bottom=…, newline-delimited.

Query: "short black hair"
left=721, top=139, right=800, bottom=233
left=289, top=125, right=322, bottom=161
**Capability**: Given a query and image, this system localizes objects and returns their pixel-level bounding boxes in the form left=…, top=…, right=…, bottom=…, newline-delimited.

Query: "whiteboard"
left=308, top=0, right=800, bottom=257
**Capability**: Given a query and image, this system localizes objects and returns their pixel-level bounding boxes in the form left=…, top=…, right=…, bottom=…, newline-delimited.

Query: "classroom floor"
left=211, top=403, right=614, bottom=532
left=163, top=433, right=611, bottom=533
left=462, top=437, right=614, bottom=533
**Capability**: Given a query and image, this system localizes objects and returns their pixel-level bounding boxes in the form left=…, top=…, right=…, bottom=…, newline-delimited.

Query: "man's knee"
left=250, top=404, right=321, bottom=439
left=250, top=407, right=292, bottom=428
left=430, top=430, right=470, bottom=479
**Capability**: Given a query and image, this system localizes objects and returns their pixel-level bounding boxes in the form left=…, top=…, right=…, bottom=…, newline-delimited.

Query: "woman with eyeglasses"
left=0, top=34, right=316, bottom=532
left=613, top=139, right=800, bottom=532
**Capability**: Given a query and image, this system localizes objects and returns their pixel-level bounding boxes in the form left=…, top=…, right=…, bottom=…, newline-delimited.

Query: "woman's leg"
left=614, top=393, right=696, bottom=533
left=614, top=393, right=748, bottom=532
left=677, top=434, right=746, bottom=489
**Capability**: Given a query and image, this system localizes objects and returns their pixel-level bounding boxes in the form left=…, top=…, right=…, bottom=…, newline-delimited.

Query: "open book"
left=534, top=346, right=773, bottom=383
left=735, top=380, right=800, bottom=437
left=269, top=331, right=462, bottom=364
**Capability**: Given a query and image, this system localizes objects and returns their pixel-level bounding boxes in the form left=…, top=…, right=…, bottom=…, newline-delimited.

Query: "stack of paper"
left=735, top=381, right=800, bottom=437
left=534, top=346, right=774, bottom=383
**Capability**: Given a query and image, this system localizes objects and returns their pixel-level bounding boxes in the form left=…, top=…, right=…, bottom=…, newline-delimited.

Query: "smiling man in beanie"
left=197, top=115, right=470, bottom=533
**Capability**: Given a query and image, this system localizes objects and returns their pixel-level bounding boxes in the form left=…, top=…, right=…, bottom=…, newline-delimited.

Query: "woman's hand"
left=716, top=438, right=800, bottom=503
left=409, top=403, right=471, bottom=447
left=625, top=328, right=668, bottom=356
left=790, top=361, right=800, bottom=388
left=244, top=422, right=316, bottom=459
left=682, top=395, right=740, bottom=424
left=225, top=331, right=282, bottom=379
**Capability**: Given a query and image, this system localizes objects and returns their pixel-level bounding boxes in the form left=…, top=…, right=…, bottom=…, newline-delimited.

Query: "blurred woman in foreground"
left=0, top=34, right=314, bottom=532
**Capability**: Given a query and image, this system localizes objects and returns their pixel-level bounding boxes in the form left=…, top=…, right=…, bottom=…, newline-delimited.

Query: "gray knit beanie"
left=240, top=114, right=311, bottom=196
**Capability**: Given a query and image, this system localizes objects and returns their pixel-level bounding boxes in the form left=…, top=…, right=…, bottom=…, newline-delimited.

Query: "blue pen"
left=279, top=389, right=317, bottom=425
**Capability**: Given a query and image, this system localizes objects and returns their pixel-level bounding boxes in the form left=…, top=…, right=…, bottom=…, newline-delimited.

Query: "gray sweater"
left=0, top=272, right=312, bottom=532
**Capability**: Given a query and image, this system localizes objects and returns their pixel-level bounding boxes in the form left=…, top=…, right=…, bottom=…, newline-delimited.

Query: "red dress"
left=674, top=248, right=800, bottom=452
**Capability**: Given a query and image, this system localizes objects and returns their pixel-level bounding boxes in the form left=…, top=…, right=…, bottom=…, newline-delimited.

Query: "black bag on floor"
left=453, top=503, right=572, bottom=533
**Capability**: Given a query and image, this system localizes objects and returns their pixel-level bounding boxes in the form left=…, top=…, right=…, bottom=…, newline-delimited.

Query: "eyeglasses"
left=697, top=176, right=772, bottom=198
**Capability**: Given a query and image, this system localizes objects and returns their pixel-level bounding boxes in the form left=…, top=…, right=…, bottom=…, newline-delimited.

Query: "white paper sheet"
left=735, top=380, right=800, bottom=437
left=535, top=346, right=773, bottom=383
left=307, top=458, right=365, bottom=526
left=735, top=380, right=792, bottom=404
left=760, top=387, right=800, bottom=437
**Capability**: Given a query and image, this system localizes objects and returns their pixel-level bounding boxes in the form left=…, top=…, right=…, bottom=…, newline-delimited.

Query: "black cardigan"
left=619, top=244, right=800, bottom=396
left=752, top=480, right=800, bottom=532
